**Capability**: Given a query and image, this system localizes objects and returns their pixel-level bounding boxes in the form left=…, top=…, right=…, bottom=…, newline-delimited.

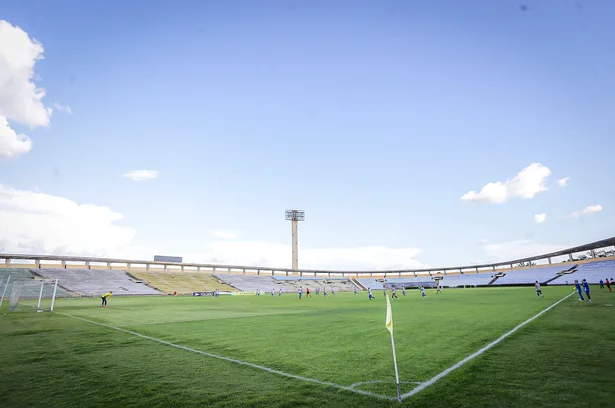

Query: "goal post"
left=5, top=278, right=59, bottom=312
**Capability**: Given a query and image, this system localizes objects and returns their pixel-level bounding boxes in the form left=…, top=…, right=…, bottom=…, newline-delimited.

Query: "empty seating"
left=493, top=265, right=574, bottom=285
left=437, top=273, right=493, bottom=287
left=356, top=278, right=384, bottom=290
left=129, top=271, right=235, bottom=293
left=551, top=260, right=615, bottom=284
left=35, top=268, right=161, bottom=296
left=214, top=273, right=292, bottom=292
left=0, top=268, right=73, bottom=298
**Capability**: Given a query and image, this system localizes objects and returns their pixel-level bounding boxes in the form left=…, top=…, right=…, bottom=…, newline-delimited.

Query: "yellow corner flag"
left=385, top=294, right=393, bottom=334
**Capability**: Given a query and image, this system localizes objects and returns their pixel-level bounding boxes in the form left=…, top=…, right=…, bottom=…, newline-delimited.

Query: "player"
left=331, top=287, right=335, bottom=295
left=278, top=288, right=282, bottom=296
left=574, top=280, right=584, bottom=301
left=606, top=278, right=612, bottom=293
left=402, top=287, right=406, bottom=296
left=323, top=287, right=328, bottom=297
left=215, top=289, right=220, bottom=297
left=354, top=287, right=358, bottom=295
left=315, top=287, right=320, bottom=295
left=391, top=287, right=399, bottom=299
left=534, top=281, right=544, bottom=298
left=173, top=290, right=177, bottom=297
left=368, top=287, right=375, bottom=300
left=436, top=282, right=442, bottom=294
left=101, top=291, right=112, bottom=307
left=271, top=288, right=275, bottom=297
left=599, top=279, right=604, bottom=289
left=582, top=279, right=592, bottom=302
left=298, top=286, right=303, bottom=300
left=306, top=287, right=312, bottom=298
left=421, top=286, right=426, bottom=298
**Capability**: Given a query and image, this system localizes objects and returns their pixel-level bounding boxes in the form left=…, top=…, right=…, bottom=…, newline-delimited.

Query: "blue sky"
left=0, top=0, right=613, bottom=270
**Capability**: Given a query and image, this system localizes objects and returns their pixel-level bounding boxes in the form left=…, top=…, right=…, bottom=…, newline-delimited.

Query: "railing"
left=0, top=236, right=613, bottom=278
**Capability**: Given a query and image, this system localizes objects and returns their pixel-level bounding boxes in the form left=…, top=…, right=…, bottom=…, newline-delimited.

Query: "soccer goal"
left=0, top=277, right=59, bottom=312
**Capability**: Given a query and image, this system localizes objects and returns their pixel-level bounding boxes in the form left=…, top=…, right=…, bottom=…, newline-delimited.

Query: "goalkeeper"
left=101, top=291, right=112, bottom=307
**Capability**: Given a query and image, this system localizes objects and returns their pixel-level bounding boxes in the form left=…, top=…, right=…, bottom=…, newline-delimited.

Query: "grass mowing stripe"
left=56, top=312, right=397, bottom=402
left=400, top=291, right=576, bottom=400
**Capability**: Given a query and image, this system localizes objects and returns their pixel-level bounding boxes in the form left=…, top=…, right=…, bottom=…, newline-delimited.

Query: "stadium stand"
left=34, top=268, right=161, bottom=296
left=273, top=276, right=323, bottom=281
left=128, top=271, right=236, bottom=293
left=356, top=278, right=385, bottom=290
left=550, top=260, right=615, bottom=284
left=214, top=273, right=293, bottom=292
left=384, top=276, right=437, bottom=288
left=493, top=265, right=575, bottom=285
left=437, top=273, right=493, bottom=287
left=0, top=268, right=73, bottom=298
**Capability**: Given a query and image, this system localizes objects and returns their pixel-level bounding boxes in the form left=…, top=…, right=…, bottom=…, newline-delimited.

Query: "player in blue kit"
left=582, top=279, right=592, bottom=302
left=323, top=288, right=328, bottom=297
left=574, top=280, right=584, bottom=301
left=298, top=286, right=303, bottom=300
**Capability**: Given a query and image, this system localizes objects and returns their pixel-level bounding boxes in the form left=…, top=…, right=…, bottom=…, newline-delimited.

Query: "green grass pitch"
left=1, top=286, right=614, bottom=407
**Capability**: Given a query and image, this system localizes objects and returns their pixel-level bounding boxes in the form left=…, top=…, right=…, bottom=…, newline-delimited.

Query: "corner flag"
left=385, top=295, right=402, bottom=401
left=385, top=295, right=393, bottom=334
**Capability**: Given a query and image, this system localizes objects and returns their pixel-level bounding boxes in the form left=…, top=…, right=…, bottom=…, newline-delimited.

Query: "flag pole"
left=385, top=295, right=402, bottom=402
left=390, top=330, right=402, bottom=402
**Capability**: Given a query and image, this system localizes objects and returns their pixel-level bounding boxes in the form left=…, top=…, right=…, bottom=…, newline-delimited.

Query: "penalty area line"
left=56, top=312, right=396, bottom=402
left=400, top=291, right=576, bottom=401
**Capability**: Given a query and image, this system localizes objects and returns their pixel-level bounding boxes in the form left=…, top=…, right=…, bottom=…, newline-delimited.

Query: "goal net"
left=0, top=277, right=59, bottom=312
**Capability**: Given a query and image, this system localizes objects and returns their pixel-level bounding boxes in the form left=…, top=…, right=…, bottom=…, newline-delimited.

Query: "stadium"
left=2, top=236, right=614, bottom=407
left=2, top=2, right=615, bottom=407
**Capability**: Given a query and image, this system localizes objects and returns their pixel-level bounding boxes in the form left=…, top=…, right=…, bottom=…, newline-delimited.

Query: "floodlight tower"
left=285, top=209, right=305, bottom=270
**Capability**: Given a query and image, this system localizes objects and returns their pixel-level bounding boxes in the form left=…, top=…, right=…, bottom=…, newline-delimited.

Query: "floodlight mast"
left=285, top=210, right=305, bottom=270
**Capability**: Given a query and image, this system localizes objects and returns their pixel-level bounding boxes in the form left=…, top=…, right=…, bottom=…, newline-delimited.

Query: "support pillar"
left=568, top=253, right=573, bottom=261
left=590, top=249, right=596, bottom=258
left=35, top=259, right=41, bottom=268
left=164, top=264, right=168, bottom=271
left=61, top=260, right=66, bottom=269
left=107, top=262, right=112, bottom=270
left=85, top=261, right=90, bottom=270
left=291, top=219, right=299, bottom=270
left=146, top=263, right=150, bottom=271
left=197, top=266, right=200, bottom=272
left=242, top=268, right=245, bottom=274
left=548, top=257, right=552, bottom=264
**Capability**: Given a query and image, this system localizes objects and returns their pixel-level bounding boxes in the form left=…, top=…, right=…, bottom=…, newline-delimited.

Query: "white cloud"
left=534, top=213, right=547, bottom=224
left=52, top=103, right=72, bottom=115
left=0, top=184, right=426, bottom=270
left=182, top=242, right=425, bottom=271
left=557, top=177, right=570, bottom=188
left=481, top=239, right=564, bottom=261
left=461, top=163, right=552, bottom=204
left=122, top=170, right=158, bottom=181
left=208, top=230, right=239, bottom=240
left=0, top=20, right=52, bottom=158
left=0, top=184, right=136, bottom=256
left=570, top=204, right=603, bottom=218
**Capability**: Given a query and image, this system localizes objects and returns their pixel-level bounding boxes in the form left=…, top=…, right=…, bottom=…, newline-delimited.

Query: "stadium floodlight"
left=285, top=210, right=305, bottom=270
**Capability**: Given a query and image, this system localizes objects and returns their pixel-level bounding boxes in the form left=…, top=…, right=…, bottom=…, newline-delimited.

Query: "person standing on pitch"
left=323, top=287, right=328, bottom=297
left=101, top=291, right=112, bottom=307
left=391, top=287, right=399, bottom=299
left=436, top=282, right=442, bottom=294
left=402, top=287, right=406, bottom=296
left=368, top=287, right=375, bottom=300
left=331, top=287, right=335, bottom=295
left=574, top=280, right=584, bottom=301
left=535, top=281, right=544, bottom=298
left=306, top=287, right=312, bottom=298
left=606, top=278, right=612, bottom=293
left=298, top=286, right=303, bottom=300
left=421, top=286, right=427, bottom=298
left=278, top=288, right=282, bottom=296
left=354, top=287, right=358, bottom=295
left=599, top=279, right=604, bottom=289
left=582, top=279, right=592, bottom=303
left=271, top=288, right=275, bottom=297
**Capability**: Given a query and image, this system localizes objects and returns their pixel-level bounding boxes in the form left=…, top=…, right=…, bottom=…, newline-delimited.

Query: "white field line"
left=56, top=312, right=396, bottom=401
left=400, top=291, right=575, bottom=400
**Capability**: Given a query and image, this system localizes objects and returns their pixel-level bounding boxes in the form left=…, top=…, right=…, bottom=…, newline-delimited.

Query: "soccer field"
left=1, top=286, right=614, bottom=407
